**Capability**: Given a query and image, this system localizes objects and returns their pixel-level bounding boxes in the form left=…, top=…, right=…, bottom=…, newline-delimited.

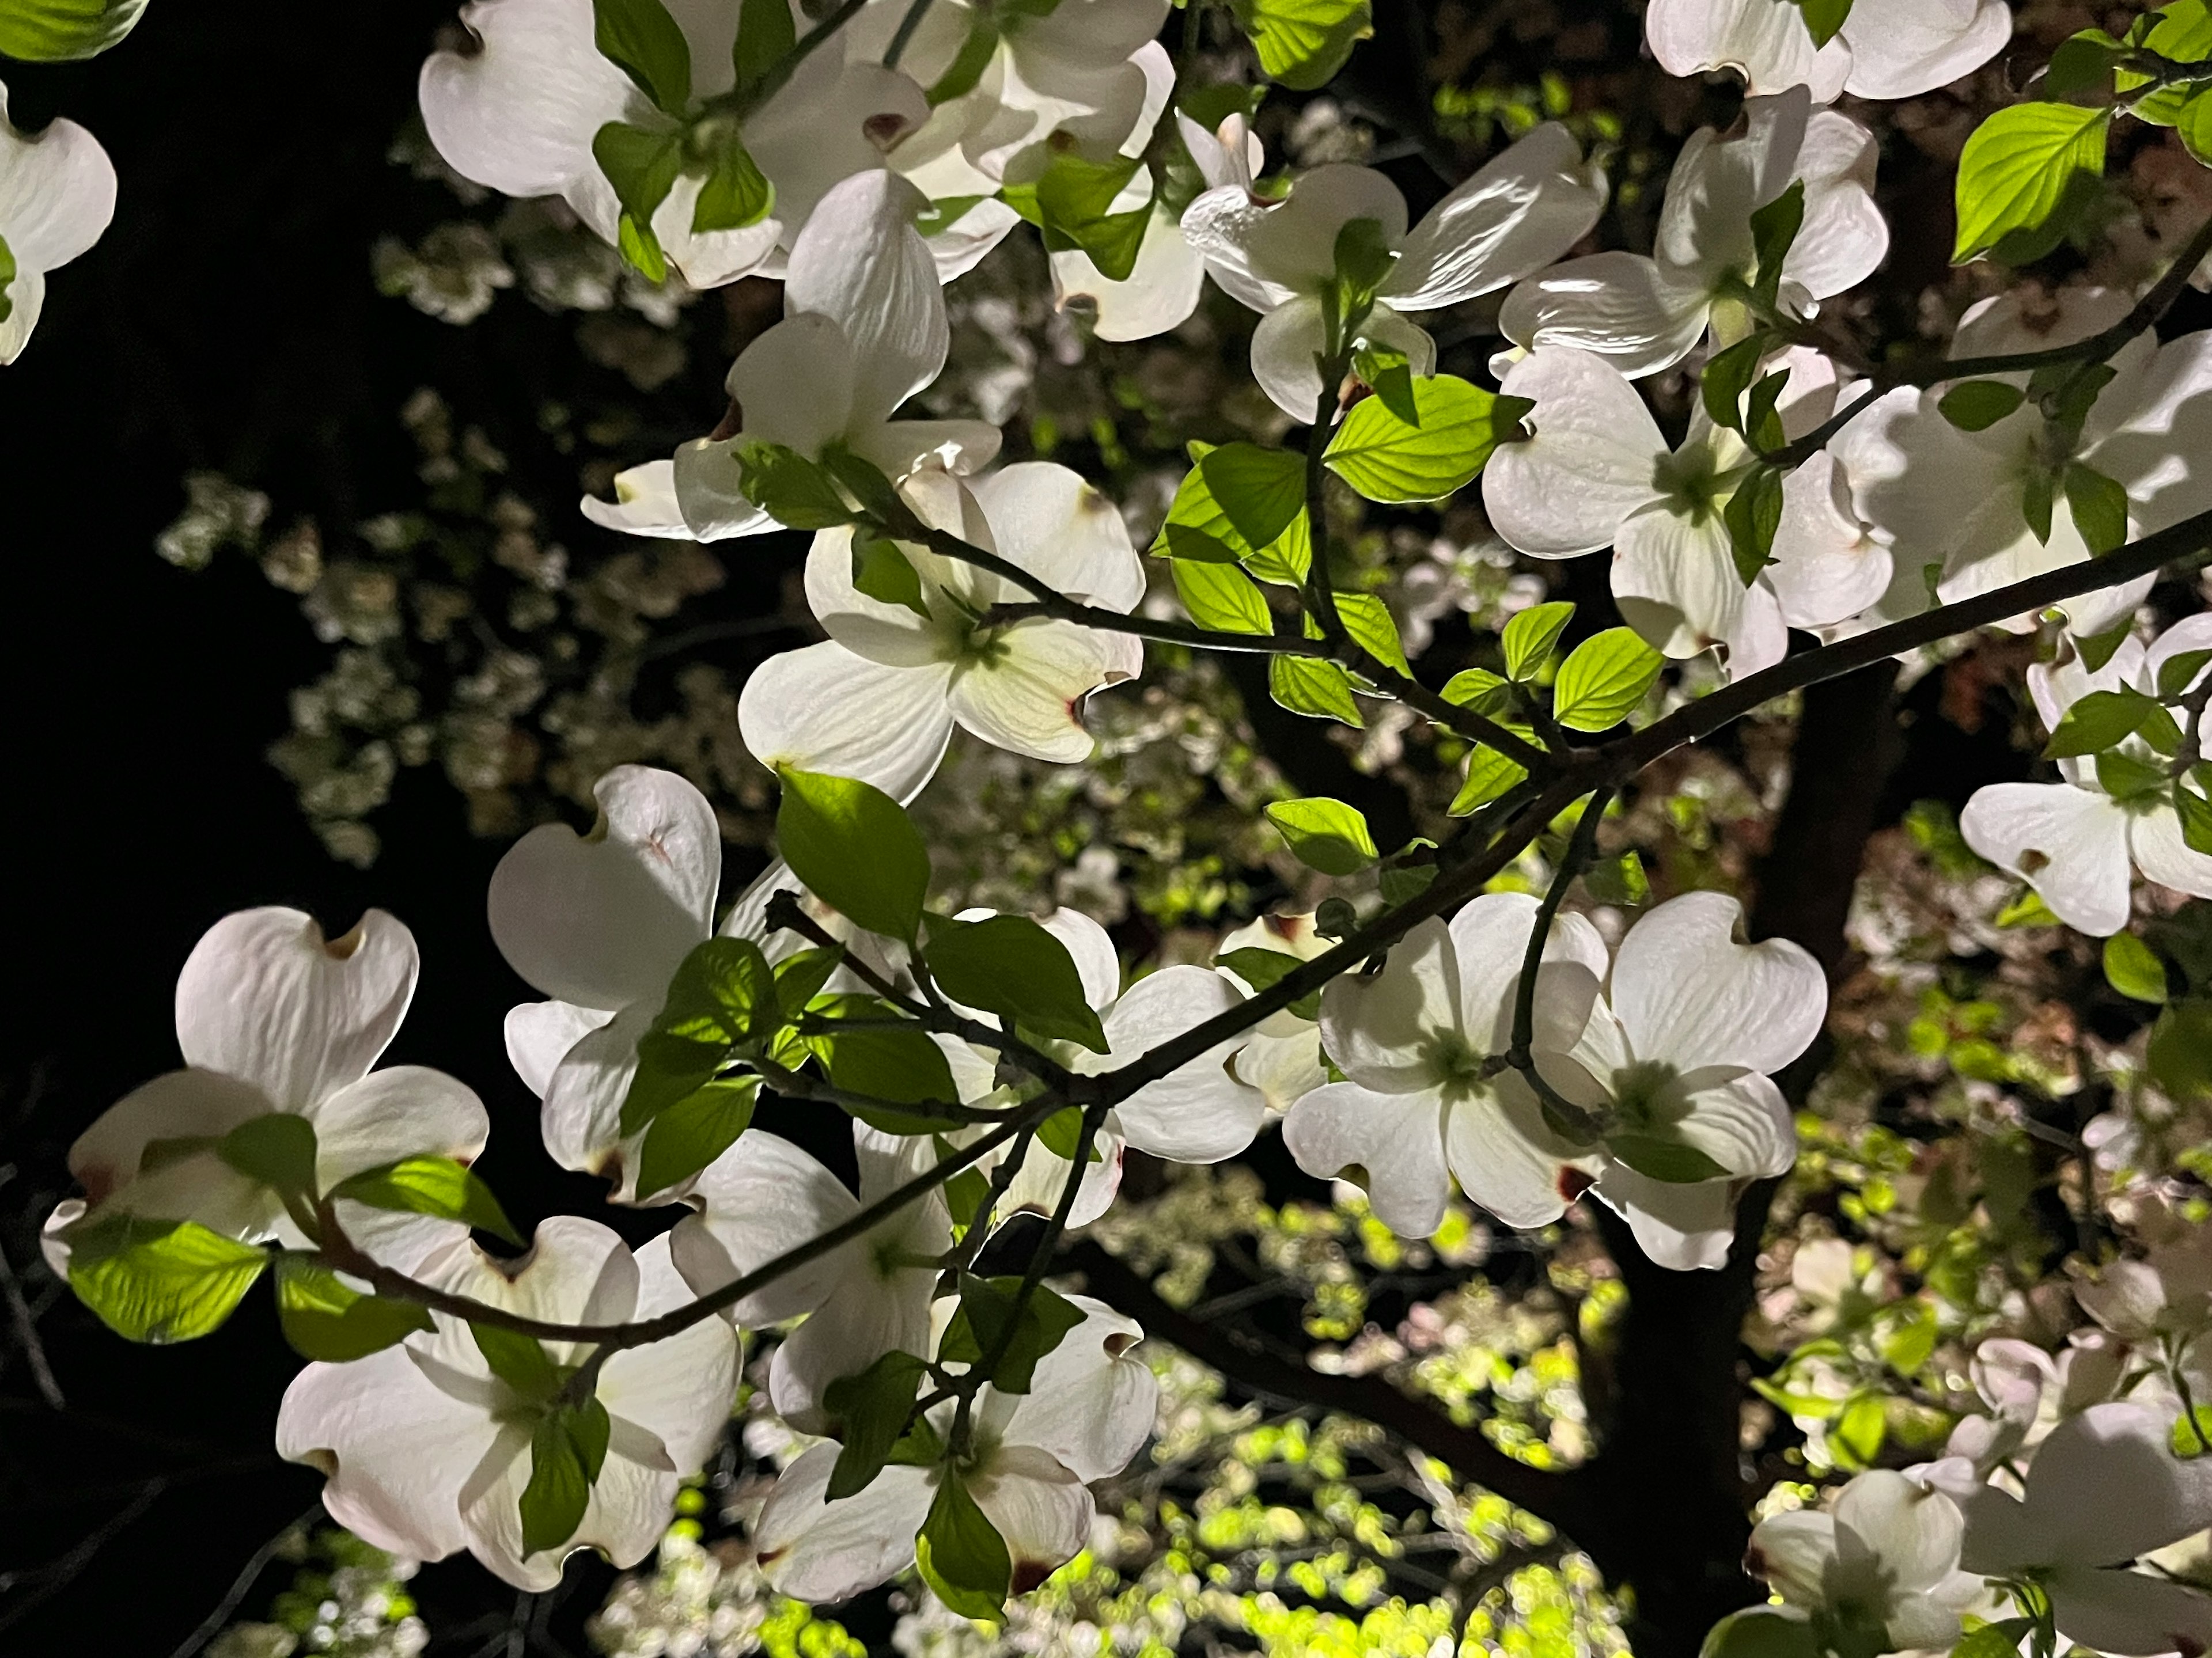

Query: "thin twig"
left=0, top=1236, right=63, bottom=1410
left=1507, top=788, right=1611, bottom=1140
left=166, top=1504, right=323, bottom=1658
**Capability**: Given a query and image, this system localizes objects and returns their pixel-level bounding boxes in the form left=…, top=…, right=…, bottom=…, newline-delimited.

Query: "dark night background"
left=0, top=2, right=2190, bottom=1651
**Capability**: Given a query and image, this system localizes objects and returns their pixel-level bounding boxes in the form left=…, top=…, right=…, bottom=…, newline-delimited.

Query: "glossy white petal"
left=1180, top=183, right=1298, bottom=312
left=670, top=437, right=777, bottom=541
left=975, top=461, right=1145, bottom=610
left=487, top=765, right=718, bottom=1011
left=1590, top=1164, right=1741, bottom=1270
left=176, top=907, right=419, bottom=1113
left=1444, top=1077, right=1587, bottom=1231
left=0, top=98, right=115, bottom=275
left=738, top=641, right=955, bottom=805
left=596, top=1234, right=739, bottom=1477
left=944, top=617, right=1141, bottom=763
left=1052, top=203, right=1206, bottom=342
left=66, top=1068, right=270, bottom=1208
left=1960, top=783, right=2135, bottom=937
left=1767, top=453, right=1892, bottom=628
left=1498, top=251, right=1714, bottom=380
left=728, top=313, right=858, bottom=458
left=671, top=1129, right=862, bottom=1325
left=1319, top=916, right=1461, bottom=1092
left=1450, top=891, right=1606, bottom=1054
left=1001, top=1296, right=1156, bottom=1481
left=1385, top=123, right=1606, bottom=310
left=1643, top=0, right=1851, bottom=100
left=2043, top=1565, right=2212, bottom=1657
left=2130, top=805, right=2212, bottom=903
left=783, top=170, right=947, bottom=425
left=1037, top=906, right=1124, bottom=1010
left=973, top=1446, right=1093, bottom=1585
left=1611, top=891, right=1828, bottom=1075
left=536, top=999, right=654, bottom=1181
left=1783, top=113, right=1887, bottom=301
left=503, top=1000, right=611, bottom=1099
left=1838, top=0, right=2012, bottom=101
left=1612, top=506, right=1747, bottom=660
left=1485, top=346, right=1666, bottom=556
left=306, top=1066, right=489, bottom=1186
left=1963, top=1402, right=2212, bottom=1576
left=755, top=1441, right=934, bottom=1600
left=581, top=460, right=692, bottom=540
left=1282, top=1080, right=1452, bottom=1236
left=1097, top=967, right=1267, bottom=1163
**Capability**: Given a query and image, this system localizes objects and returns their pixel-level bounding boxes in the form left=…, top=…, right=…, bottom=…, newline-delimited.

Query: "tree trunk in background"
left=1575, top=663, right=1903, bottom=1658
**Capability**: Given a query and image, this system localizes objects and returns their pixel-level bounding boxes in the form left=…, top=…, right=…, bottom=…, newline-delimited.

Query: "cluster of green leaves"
left=2037, top=647, right=2212, bottom=888
left=59, top=1112, right=512, bottom=1356
left=1955, top=0, right=2212, bottom=264
left=589, top=0, right=785, bottom=280
left=2097, top=902, right=2212, bottom=1103
left=1938, top=361, right=2129, bottom=555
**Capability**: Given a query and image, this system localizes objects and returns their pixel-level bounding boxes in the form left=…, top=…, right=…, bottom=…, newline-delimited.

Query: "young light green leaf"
left=1747, top=179, right=1805, bottom=305
left=1334, top=591, right=1411, bottom=677
left=999, top=149, right=1150, bottom=282
left=66, top=1215, right=268, bottom=1344
left=1269, top=655, right=1364, bottom=725
left=777, top=767, right=931, bottom=941
left=922, top=914, right=1110, bottom=1052
left=217, top=1113, right=319, bottom=1199
left=2065, top=462, right=2131, bottom=557
left=1035, top=1104, right=1105, bottom=1164
left=823, top=1349, right=929, bottom=1500
left=731, top=0, right=795, bottom=89
left=328, top=1158, right=522, bottom=1246
left=848, top=534, right=930, bottom=618
left=2076, top=620, right=2135, bottom=673
left=2105, top=933, right=2171, bottom=1004
left=1216, top=948, right=1321, bottom=1020
left=937, top=1274, right=1088, bottom=1394
left=656, top=937, right=781, bottom=1049
left=1196, top=443, right=1305, bottom=550
left=734, top=441, right=861, bottom=528
left=1264, top=797, right=1380, bottom=876
left=272, top=1256, right=434, bottom=1363
left=2043, top=29, right=2130, bottom=97
left=1450, top=744, right=1528, bottom=815
left=592, top=121, right=685, bottom=281
left=1953, top=101, right=2112, bottom=264
left=1584, top=851, right=1651, bottom=907
left=0, top=0, right=147, bottom=59
left=691, top=136, right=774, bottom=234
left=917, top=1474, right=1014, bottom=1622
left=1793, top=0, right=1853, bottom=47
left=1324, top=377, right=1531, bottom=504
left=1227, top=0, right=1373, bottom=89
left=825, top=1025, right=964, bottom=1130
left=594, top=0, right=694, bottom=114
left=1551, top=628, right=1664, bottom=732
left=1939, top=380, right=2028, bottom=431
left=1995, top=887, right=2063, bottom=928
left=474, top=1325, right=565, bottom=1403
left=1171, top=557, right=1275, bottom=634
left=1351, top=345, right=1418, bottom=423
left=2044, top=686, right=2158, bottom=757
left=1502, top=603, right=1574, bottom=681
left=1440, top=666, right=1513, bottom=714
left=636, top=1076, right=760, bottom=1199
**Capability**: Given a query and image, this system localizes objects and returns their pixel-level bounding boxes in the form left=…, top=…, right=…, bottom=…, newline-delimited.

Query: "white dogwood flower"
left=1960, top=616, right=2212, bottom=936
left=1747, top=1470, right=1981, bottom=1655
left=277, top=1222, right=736, bottom=1592
left=46, top=907, right=487, bottom=1272
left=738, top=464, right=1145, bottom=791
left=1548, top=891, right=1825, bottom=1269
left=616, top=169, right=1001, bottom=544
left=1217, top=910, right=1331, bottom=1115
left=753, top=1296, right=1156, bottom=1602
left=1959, top=1402, right=2212, bottom=1656
left=1481, top=345, right=1786, bottom=674
left=1645, top=0, right=2012, bottom=104
left=1838, top=289, right=2212, bottom=642
left=0, top=81, right=115, bottom=365
left=419, top=0, right=957, bottom=290
left=1499, top=89, right=1884, bottom=380
left=673, top=1123, right=950, bottom=1433
left=1181, top=123, right=1606, bottom=418
left=1281, top=896, right=1605, bottom=1239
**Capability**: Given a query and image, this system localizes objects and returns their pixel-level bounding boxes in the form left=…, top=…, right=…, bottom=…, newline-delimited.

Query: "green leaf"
left=1743, top=370, right=1790, bottom=454
left=1747, top=179, right=1805, bottom=305
left=733, top=441, right=861, bottom=528
left=1226, top=0, right=1372, bottom=90
left=1700, top=337, right=1765, bottom=436
left=2175, top=1405, right=2212, bottom=1459
left=1607, top=1134, right=1730, bottom=1184
left=1035, top=1104, right=1105, bottom=1164
left=2159, top=649, right=2212, bottom=699
left=66, top=1216, right=267, bottom=1344
left=777, top=767, right=931, bottom=941
left=918, top=1474, right=1013, bottom=1622
left=1000, top=150, right=1151, bottom=282
left=1216, top=948, right=1321, bottom=1020
left=474, top=1325, right=565, bottom=1403
left=1265, top=797, right=1380, bottom=876
left=2043, top=29, right=2130, bottom=97
left=2177, top=783, right=2212, bottom=855
left=1953, top=101, right=2112, bottom=264
left=691, top=138, right=774, bottom=234
left=825, top=1025, right=964, bottom=1130
left=1450, top=744, right=1529, bottom=815
left=1551, top=628, right=1664, bottom=732
left=1153, top=441, right=1310, bottom=583
left=823, top=1349, right=929, bottom=1500
left=1330, top=215, right=1394, bottom=331
left=2104, top=933, right=2171, bottom=1004
left=1834, top=1391, right=1888, bottom=1467
left=217, top=1113, right=319, bottom=1200
left=1724, top=465, right=1785, bottom=585
left=2043, top=686, right=2158, bottom=757
left=922, top=915, right=1110, bottom=1053
left=1793, top=0, right=1853, bottom=47
left=0, top=232, right=14, bottom=327
left=272, top=1256, right=434, bottom=1362
left=2065, top=463, right=2130, bottom=557
left=1699, top=1608, right=1822, bottom=1658
left=2022, top=467, right=2057, bottom=545
left=925, top=17, right=1001, bottom=103
left=1938, top=380, right=2027, bottom=431
left=594, top=0, right=693, bottom=113
left=2180, top=86, right=2212, bottom=165
left=775, top=947, right=846, bottom=1018
left=521, top=1404, right=611, bottom=1557
left=1440, top=666, right=1512, bottom=714
left=1502, top=602, right=1574, bottom=682
left=657, top=938, right=781, bottom=1049
left=1996, top=887, right=2063, bottom=928
left=622, top=1031, right=728, bottom=1137
left=328, top=1157, right=521, bottom=1246
left=1270, top=655, right=1363, bottom=725
left=592, top=121, right=685, bottom=281
left=1584, top=851, right=1650, bottom=907
left=850, top=532, right=931, bottom=619
left=1324, top=377, right=1531, bottom=504
left=1351, top=346, right=1418, bottom=423
left=731, top=0, right=794, bottom=90
left=1171, top=558, right=1275, bottom=635
left=1196, top=443, right=1305, bottom=549
left=937, top=1275, right=1087, bottom=1394
left=2149, top=998, right=2212, bottom=1098
left=2077, top=620, right=2136, bottom=672
left=637, top=1076, right=760, bottom=1198
left=0, top=0, right=147, bottom=60
left=2097, top=746, right=2171, bottom=800
left=1335, top=591, right=1410, bottom=677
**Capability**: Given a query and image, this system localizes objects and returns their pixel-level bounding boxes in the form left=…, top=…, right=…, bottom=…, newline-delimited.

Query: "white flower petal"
left=1385, top=123, right=1605, bottom=310
left=1590, top=1164, right=1741, bottom=1270
left=755, top=1442, right=934, bottom=1600
left=1611, top=504, right=1747, bottom=659
left=1443, top=1079, right=1585, bottom=1231
left=487, top=765, right=719, bottom=1011
left=1282, top=1080, right=1451, bottom=1236
left=944, top=616, right=1140, bottom=763
left=1642, top=0, right=1851, bottom=100
left=973, top=1446, right=1093, bottom=1587
left=671, top=1129, right=862, bottom=1324
left=504, top=1000, right=612, bottom=1100
left=783, top=169, right=948, bottom=424
left=0, top=101, right=115, bottom=274
left=1100, top=967, right=1268, bottom=1163
left=1319, top=916, right=1461, bottom=1092
left=1052, top=203, right=1206, bottom=342
left=974, top=461, right=1145, bottom=610
left=1497, top=251, right=1714, bottom=380
left=1611, top=890, right=1827, bottom=1075
left=582, top=460, right=692, bottom=540
left=729, top=313, right=858, bottom=458
left=596, top=1234, right=739, bottom=1476
left=1485, top=346, right=1667, bottom=556
left=1959, top=783, right=2135, bottom=937
left=738, top=640, right=955, bottom=804
left=307, top=1066, right=489, bottom=1186
left=66, top=1068, right=270, bottom=1208
left=1001, top=1296, right=1156, bottom=1481
left=669, top=437, right=777, bottom=541
left=1838, top=0, right=2012, bottom=101
left=536, top=999, right=653, bottom=1182
left=1767, top=453, right=1892, bottom=629
left=1783, top=113, right=1887, bottom=300
left=2131, top=805, right=2212, bottom=904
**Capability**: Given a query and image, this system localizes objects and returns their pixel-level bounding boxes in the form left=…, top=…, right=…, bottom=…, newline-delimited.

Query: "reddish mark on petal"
left=1104, top=1331, right=1138, bottom=1359
left=1012, top=1558, right=1055, bottom=1594
left=1557, top=1167, right=1596, bottom=1204
left=709, top=399, right=744, bottom=443
left=863, top=112, right=912, bottom=149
